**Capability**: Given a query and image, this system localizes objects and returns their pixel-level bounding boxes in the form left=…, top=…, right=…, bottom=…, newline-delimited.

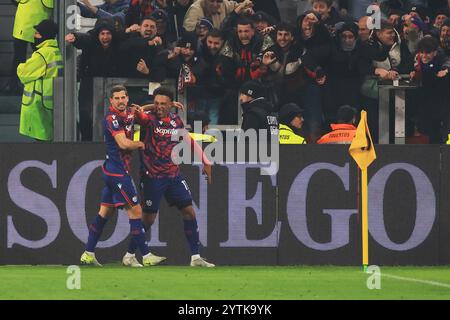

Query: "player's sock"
left=129, top=219, right=150, bottom=256
left=127, top=222, right=150, bottom=254
left=86, top=214, right=107, bottom=252
left=183, top=218, right=200, bottom=255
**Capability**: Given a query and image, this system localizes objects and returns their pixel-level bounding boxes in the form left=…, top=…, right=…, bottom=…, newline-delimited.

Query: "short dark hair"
left=141, top=15, right=157, bottom=25
left=276, top=22, right=295, bottom=35
left=336, top=105, right=356, bottom=124
left=110, top=85, right=128, bottom=98
left=153, top=86, right=174, bottom=101
left=237, top=18, right=254, bottom=28
left=417, top=36, right=439, bottom=53
left=206, top=28, right=224, bottom=40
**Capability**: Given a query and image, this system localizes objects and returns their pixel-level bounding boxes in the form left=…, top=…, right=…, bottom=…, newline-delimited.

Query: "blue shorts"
left=141, top=175, right=192, bottom=213
left=101, top=172, right=139, bottom=208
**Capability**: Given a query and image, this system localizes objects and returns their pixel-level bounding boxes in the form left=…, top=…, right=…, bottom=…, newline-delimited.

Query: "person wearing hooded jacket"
left=65, top=19, right=122, bottom=141
left=17, top=19, right=62, bottom=141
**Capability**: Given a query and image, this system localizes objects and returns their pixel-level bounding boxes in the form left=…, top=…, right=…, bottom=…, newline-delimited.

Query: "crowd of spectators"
left=9, top=0, right=450, bottom=144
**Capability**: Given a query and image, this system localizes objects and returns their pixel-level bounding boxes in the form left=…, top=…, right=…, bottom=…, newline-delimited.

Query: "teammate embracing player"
left=123, top=86, right=215, bottom=268
left=80, top=85, right=165, bottom=267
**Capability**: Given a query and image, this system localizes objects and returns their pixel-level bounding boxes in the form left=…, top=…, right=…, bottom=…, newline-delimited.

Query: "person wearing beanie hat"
left=408, top=5, right=429, bottom=23
left=239, top=80, right=278, bottom=142
left=17, top=18, right=62, bottom=141
left=65, top=18, right=121, bottom=141
left=278, top=103, right=306, bottom=144
left=195, top=18, right=213, bottom=42
left=317, top=105, right=357, bottom=145
left=403, top=15, right=426, bottom=54
left=251, top=11, right=276, bottom=34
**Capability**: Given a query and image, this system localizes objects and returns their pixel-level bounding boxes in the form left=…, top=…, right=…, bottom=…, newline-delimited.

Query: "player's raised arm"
left=114, top=132, right=145, bottom=150
left=183, top=130, right=212, bottom=184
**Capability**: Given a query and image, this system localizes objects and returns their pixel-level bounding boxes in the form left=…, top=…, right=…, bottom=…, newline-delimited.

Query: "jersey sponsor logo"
left=154, top=127, right=178, bottom=135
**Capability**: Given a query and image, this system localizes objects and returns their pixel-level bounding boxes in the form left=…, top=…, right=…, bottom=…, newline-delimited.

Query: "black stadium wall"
left=0, top=143, right=449, bottom=266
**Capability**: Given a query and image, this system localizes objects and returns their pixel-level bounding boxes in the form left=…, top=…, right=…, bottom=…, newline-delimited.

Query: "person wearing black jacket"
left=65, top=19, right=122, bottom=141
left=239, top=80, right=278, bottom=143
left=328, top=21, right=371, bottom=120
left=119, top=16, right=167, bottom=81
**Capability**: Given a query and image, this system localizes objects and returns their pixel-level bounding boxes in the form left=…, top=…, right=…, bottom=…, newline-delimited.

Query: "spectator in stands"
left=196, top=29, right=232, bottom=125
left=125, top=0, right=156, bottom=27
left=440, top=18, right=450, bottom=55
left=150, top=9, right=177, bottom=47
left=407, top=4, right=430, bottom=25
left=167, top=0, right=194, bottom=39
left=119, top=16, right=167, bottom=82
left=311, top=0, right=343, bottom=34
left=78, top=0, right=129, bottom=24
left=251, top=11, right=276, bottom=35
left=429, top=8, right=449, bottom=37
left=402, top=15, right=426, bottom=54
left=17, top=19, right=62, bottom=141
left=328, top=22, right=370, bottom=120
left=168, top=32, right=206, bottom=93
left=358, top=16, right=372, bottom=43
left=388, top=9, right=404, bottom=29
left=410, top=36, right=450, bottom=143
left=317, top=105, right=357, bottom=144
left=278, top=103, right=306, bottom=144
left=3, top=0, right=53, bottom=95
left=183, top=0, right=240, bottom=32
left=195, top=18, right=214, bottom=46
left=239, top=80, right=278, bottom=141
left=65, top=19, right=121, bottom=141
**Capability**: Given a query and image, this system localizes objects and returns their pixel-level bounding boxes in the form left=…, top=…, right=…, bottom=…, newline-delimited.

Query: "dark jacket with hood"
left=241, top=97, right=275, bottom=133
left=364, top=28, right=414, bottom=75
left=72, top=19, right=122, bottom=77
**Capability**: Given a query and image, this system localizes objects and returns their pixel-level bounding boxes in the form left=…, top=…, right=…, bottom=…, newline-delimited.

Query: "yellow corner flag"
left=349, top=111, right=376, bottom=170
left=349, top=110, right=376, bottom=271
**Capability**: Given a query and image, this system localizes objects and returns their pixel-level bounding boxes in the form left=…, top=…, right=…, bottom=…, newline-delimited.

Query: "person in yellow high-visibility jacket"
left=3, top=0, right=54, bottom=94
left=17, top=19, right=62, bottom=141
left=278, top=103, right=307, bottom=144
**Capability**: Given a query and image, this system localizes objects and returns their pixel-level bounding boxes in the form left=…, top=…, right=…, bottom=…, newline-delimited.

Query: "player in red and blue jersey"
left=80, top=85, right=164, bottom=267
left=125, top=86, right=215, bottom=267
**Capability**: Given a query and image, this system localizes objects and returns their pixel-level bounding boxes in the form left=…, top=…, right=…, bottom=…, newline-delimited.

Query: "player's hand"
left=172, top=101, right=185, bottom=111
left=387, top=70, right=399, bottom=80
left=137, top=59, right=150, bottom=75
left=409, top=71, right=416, bottom=80
left=136, top=141, right=145, bottom=150
left=65, top=33, right=76, bottom=43
left=202, top=164, right=212, bottom=184
left=261, top=26, right=275, bottom=35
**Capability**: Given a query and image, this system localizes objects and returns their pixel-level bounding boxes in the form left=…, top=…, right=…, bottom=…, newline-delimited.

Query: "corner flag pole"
left=361, top=168, right=369, bottom=272
left=348, top=110, right=376, bottom=272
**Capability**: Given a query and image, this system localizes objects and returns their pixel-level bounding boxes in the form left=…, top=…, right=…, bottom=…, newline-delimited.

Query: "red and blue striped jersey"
left=136, top=111, right=184, bottom=178
left=102, top=106, right=135, bottom=175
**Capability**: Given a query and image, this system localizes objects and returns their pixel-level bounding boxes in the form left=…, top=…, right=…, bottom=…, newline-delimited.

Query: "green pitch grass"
left=0, top=265, right=449, bottom=300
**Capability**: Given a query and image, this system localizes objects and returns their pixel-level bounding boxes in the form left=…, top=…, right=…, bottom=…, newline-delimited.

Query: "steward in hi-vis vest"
left=17, top=19, right=62, bottom=141
left=278, top=103, right=306, bottom=144
left=13, top=0, right=54, bottom=43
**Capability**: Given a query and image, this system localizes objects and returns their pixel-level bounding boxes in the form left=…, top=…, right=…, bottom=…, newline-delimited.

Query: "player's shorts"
left=141, top=175, right=193, bottom=213
left=101, top=172, right=139, bottom=208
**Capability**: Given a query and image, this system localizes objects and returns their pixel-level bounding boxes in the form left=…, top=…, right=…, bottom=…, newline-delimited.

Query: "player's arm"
left=114, top=132, right=145, bottom=150
left=183, top=131, right=212, bottom=184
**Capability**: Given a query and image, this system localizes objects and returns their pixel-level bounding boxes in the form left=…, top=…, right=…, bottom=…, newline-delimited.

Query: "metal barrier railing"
left=377, top=79, right=419, bottom=144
